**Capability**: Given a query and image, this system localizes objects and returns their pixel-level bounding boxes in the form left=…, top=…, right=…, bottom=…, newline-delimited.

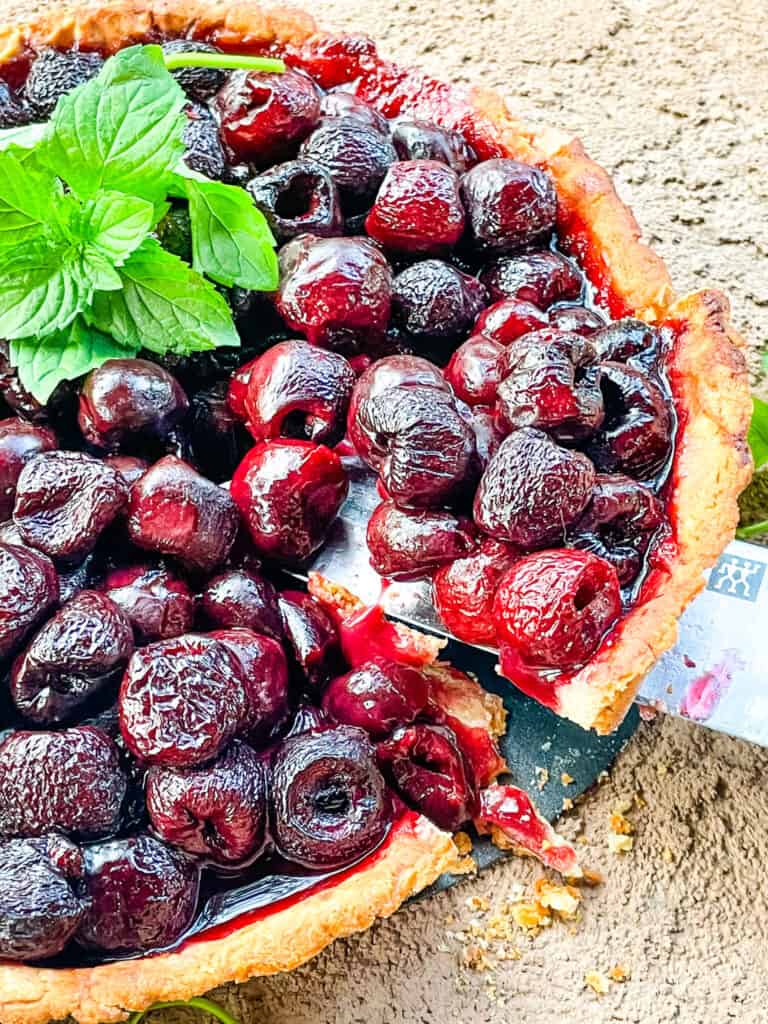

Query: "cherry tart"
left=0, top=3, right=751, bottom=1023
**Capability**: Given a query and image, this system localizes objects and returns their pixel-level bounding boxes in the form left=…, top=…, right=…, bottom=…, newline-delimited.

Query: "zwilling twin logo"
left=707, top=553, right=766, bottom=602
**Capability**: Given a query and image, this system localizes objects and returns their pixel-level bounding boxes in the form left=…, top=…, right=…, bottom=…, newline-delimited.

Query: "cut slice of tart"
left=0, top=3, right=752, bottom=1022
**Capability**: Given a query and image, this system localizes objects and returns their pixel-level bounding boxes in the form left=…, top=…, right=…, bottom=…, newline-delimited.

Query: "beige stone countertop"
left=3, top=1, right=767, bottom=1021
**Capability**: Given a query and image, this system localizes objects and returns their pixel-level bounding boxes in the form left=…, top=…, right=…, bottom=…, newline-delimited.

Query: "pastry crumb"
left=534, top=879, right=581, bottom=920
left=608, top=833, right=634, bottom=854
left=453, top=831, right=473, bottom=856
left=561, top=771, right=575, bottom=785
left=584, top=970, right=611, bottom=996
left=662, top=846, right=675, bottom=864
left=562, top=797, right=574, bottom=811
left=581, top=867, right=604, bottom=886
left=511, top=901, right=551, bottom=931
left=610, top=811, right=634, bottom=835
left=450, top=854, right=478, bottom=875
left=535, top=766, right=549, bottom=790
left=466, top=894, right=490, bottom=913
left=609, top=964, right=631, bottom=983
left=462, top=943, right=494, bottom=971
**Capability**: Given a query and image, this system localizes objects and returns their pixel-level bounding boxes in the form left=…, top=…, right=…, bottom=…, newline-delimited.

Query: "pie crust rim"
left=0, top=2, right=753, bottom=1020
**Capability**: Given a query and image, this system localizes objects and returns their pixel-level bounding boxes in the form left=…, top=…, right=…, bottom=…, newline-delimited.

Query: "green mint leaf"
left=0, top=148, right=63, bottom=254
left=0, top=122, right=47, bottom=152
left=747, top=396, right=768, bottom=469
left=176, top=174, right=278, bottom=291
left=43, top=44, right=187, bottom=201
left=79, top=249, right=123, bottom=293
left=0, top=245, right=85, bottom=338
left=9, top=318, right=137, bottom=403
left=88, top=237, right=240, bottom=355
left=82, top=191, right=156, bottom=263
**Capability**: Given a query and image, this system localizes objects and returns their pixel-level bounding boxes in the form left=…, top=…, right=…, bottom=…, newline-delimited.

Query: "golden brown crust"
left=0, top=815, right=459, bottom=1024
left=0, top=3, right=752, bottom=1018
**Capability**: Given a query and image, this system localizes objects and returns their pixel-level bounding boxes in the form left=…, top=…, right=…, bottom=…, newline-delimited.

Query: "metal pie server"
left=301, top=460, right=768, bottom=748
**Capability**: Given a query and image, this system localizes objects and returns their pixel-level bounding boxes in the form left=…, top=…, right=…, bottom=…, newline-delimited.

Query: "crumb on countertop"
left=584, top=970, right=611, bottom=996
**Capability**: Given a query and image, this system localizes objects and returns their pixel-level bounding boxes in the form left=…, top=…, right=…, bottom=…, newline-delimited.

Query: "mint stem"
left=163, top=52, right=285, bottom=73
left=736, top=520, right=768, bottom=540
left=127, top=997, right=240, bottom=1024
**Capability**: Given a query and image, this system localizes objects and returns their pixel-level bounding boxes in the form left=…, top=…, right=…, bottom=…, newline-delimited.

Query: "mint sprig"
left=2, top=44, right=280, bottom=402
left=127, top=996, right=240, bottom=1024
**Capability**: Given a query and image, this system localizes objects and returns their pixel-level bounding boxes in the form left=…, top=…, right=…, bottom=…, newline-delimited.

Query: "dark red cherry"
left=127, top=456, right=240, bottom=572
left=466, top=405, right=505, bottom=469
left=271, top=725, right=390, bottom=870
left=495, top=328, right=604, bottom=443
left=247, top=158, right=343, bottom=242
left=182, top=101, right=226, bottom=180
left=189, top=382, right=251, bottom=484
left=202, top=568, right=283, bottom=640
left=0, top=419, right=58, bottom=521
left=480, top=250, right=584, bottom=307
left=11, top=592, right=133, bottom=726
left=231, top=440, right=348, bottom=563
left=319, top=90, right=389, bottom=133
left=216, top=68, right=320, bottom=164
left=391, top=120, right=477, bottom=173
left=0, top=343, right=48, bottom=423
left=277, top=235, right=392, bottom=352
left=76, top=834, right=199, bottom=953
left=433, top=538, right=520, bottom=644
left=0, top=727, right=126, bottom=840
left=244, top=340, right=355, bottom=446
left=493, top=549, right=621, bottom=670
left=474, top=298, right=550, bottom=345
left=461, top=159, right=557, bottom=252
left=322, top=658, right=428, bottom=738
left=590, top=317, right=664, bottom=373
left=0, top=542, right=58, bottom=660
left=14, top=451, right=128, bottom=561
left=78, top=359, right=188, bottom=453
left=25, top=47, right=104, bottom=118
left=474, top=428, right=595, bottom=548
left=377, top=723, right=476, bottom=831
left=293, top=33, right=379, bottom=89
left=549, top=304, right=607, bottom=337
left=0, top=80, right=30, bottom=129
left=392, top=260, right=487, bottom=343
left=161, top=39, right=227, bottom=101
left=102, top=565, right=195, bottom=643
left=104, top=455, right=148, bottom=490
left=588, top=363, right=673, bottom=479
left=569, top=473, right=664, bottom=584
left=119, top=634, right=248, bottom=768
left=226, top=357, right=259, bottom=422
left=210, top=628, right=290, bottom=745
left=278, top=590, right=343, bottom=690
left=444, top=335, right=504, bottom=406
left=366, top=160, right=465, bottom=254
left=300, top=118, right=397, bottom=212
left=367, top=501, right=477, bottom=579
left=0, top=836, right=87, bottom=961
left=146, top=740, right=268, bottom=864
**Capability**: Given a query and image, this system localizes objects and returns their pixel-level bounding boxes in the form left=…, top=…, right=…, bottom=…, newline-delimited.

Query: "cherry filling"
left=0, top=28, right=677, bottom=969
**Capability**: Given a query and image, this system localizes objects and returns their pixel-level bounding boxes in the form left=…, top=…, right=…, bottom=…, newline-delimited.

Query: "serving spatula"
left=300, top=460, right=768, bottom=748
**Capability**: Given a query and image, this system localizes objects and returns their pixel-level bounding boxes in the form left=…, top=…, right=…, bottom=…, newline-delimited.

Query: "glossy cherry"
left=25, top=47, right=104, bottom=118
left=146, top=740, right=268, bottom=864
left=366, top=160, right=466, bottom=254
left=493, top=549, right=621, bottom=670
left=231, top=440, right=348, bottom=563
left=367, top=501, right=476, bottom=579
left=278, top=590, right=343, bottom=690
left=300, top=118, right=397, bottom=212
left=460, top=159, right=557, bottom=252
left=216, top=68, right=320, bottom=164
left=444, top=335, right=504, bottom=406
left=127, top=456, right=240, bottom=572
left=102, top=565, right=195, bottom=643
left=474, top=297, right=550, bottom=345
left=433, top=538, right=520, bottom=644
left=119, top=634, right=248, bottom=768
left=474, top=428, right=596, bottom=548
left=276, top=235, right=392, bottom=352
left=322, top=658, right=429, bottom=739
left=14, top=451, right=128, bottom=561
left=391, top=119, right=476, bottom=172
left=480, top=250, right=584, bottom=307
left=202, top=568, right=283, bottom=640
left=0, top=727, right=126, bottom=840
left=392, top=259, right=487, bottom=343
left=210, top=628, right=290, bottom=745
left=247, top=158, right=343, bottom=242
left=271, top=725, right=390, bottom=870
left=244, top=340, right=355, bottom=446
left=0, top=542, right=59, bottom=660
left=0, top=419, right=58, bottom=521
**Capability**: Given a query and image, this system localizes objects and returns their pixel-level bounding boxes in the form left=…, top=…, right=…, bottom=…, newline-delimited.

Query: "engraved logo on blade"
left=707, top=554, right=766, bottom=602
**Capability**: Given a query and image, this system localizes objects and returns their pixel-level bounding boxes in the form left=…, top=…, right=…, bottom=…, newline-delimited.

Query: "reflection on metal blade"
left=302, top=460, right=766, bottom=747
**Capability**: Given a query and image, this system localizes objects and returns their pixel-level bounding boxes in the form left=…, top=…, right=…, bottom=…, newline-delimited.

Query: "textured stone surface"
left=4, top=0, right=767, bottom=1020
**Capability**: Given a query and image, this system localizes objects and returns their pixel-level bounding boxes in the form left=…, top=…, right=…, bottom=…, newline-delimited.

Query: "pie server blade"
left=299, top=460, right=768, bottom=748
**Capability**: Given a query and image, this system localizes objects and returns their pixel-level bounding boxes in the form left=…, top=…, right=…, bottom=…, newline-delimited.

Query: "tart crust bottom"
left=0, top=2, right=753, bottom=1019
